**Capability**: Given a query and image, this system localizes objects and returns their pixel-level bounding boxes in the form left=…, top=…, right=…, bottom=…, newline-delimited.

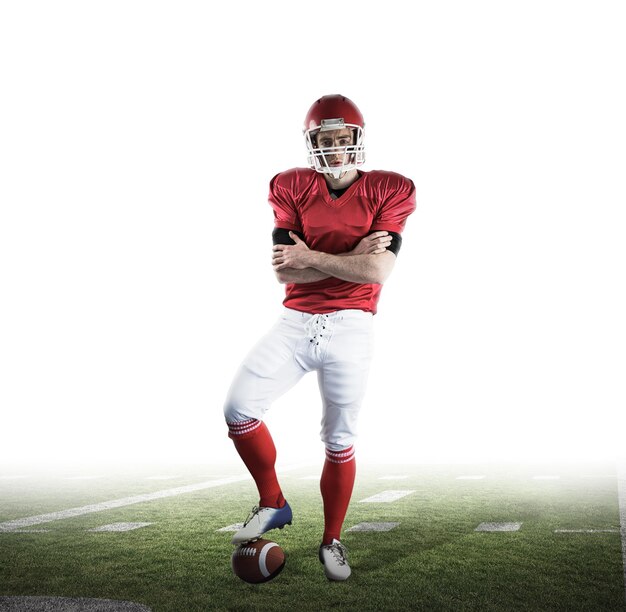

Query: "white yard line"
left=0, top=465, right=309, bottom=533
left=358, top=490, right=415, bottom=503
left=554, top=529, right=619, bottom=533
left=0, top=475, right=249, bottom=532
left=89, top=522, right=153, bottom=532
left=475, top=522, right=522, bottom=532
left=347, top=522, right=400, bottom=532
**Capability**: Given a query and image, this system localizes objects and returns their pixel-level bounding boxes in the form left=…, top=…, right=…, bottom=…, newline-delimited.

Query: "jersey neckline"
left=316, top=170, right=364, bottom=208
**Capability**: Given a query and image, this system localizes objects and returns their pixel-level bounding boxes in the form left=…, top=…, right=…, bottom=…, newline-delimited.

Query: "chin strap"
left=329, top=168, right=347, bottom=180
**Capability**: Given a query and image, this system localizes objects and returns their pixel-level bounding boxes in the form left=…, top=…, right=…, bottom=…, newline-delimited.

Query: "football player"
left=224, top=94, right=416, bottom=580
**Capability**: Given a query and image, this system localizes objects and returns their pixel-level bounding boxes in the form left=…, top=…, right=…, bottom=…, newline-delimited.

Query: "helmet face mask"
left=304, top=124, right=365, bottom=179
left=303, top=96, right=366, bottom=180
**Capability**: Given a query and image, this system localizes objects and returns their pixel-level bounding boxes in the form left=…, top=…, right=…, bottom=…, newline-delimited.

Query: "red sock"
left=320, top=446, right=356, bottom=545
left=227, top=419, right=285, bottom=509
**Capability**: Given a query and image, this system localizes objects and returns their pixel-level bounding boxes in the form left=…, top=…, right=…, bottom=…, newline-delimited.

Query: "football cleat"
left=231, top=502, right=293, bottom=545
left=319, top=538, right=351, bottom=581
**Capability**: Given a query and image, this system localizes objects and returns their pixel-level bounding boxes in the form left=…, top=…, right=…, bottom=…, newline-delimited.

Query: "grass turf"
left=0, top=463, right=624, bottom=611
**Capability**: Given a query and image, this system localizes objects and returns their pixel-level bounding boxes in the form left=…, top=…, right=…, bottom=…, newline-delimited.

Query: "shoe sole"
left=321, top=564, right=351, bottom=582
left=232, top=520, right=292, bottom=545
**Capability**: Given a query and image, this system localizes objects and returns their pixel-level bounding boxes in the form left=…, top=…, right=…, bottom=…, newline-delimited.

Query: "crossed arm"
left=272, top=231, right=397, bottom=285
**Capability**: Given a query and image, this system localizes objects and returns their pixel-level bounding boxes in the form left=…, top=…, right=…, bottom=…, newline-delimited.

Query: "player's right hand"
left=351, top=231, right=392, bottom=255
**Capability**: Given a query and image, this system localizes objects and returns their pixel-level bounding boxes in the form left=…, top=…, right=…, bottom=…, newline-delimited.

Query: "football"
left=231, top=539, right=286, bottom=584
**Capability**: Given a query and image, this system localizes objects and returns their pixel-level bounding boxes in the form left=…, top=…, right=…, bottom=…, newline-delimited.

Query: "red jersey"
left=269, top=167, right=416, bottom=315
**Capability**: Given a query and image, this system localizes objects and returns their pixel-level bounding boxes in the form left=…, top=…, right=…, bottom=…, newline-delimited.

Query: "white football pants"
left=223, top=308, right=374, bottom=451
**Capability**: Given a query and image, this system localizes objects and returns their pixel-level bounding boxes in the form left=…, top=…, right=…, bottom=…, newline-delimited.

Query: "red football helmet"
left=303, top=94, right=365, bottom=179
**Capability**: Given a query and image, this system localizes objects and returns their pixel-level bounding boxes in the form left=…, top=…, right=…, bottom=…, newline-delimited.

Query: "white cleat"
left=319, top=538, right=351, bottom=581
left=231, top=502, right=293, bottom=545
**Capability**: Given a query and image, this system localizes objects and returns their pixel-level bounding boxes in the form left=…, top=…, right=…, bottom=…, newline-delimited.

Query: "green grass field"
left=0, top=463, right=624, bottom=611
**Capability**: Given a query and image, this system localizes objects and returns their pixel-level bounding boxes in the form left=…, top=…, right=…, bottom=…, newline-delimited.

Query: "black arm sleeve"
left=272, top=227, right=305, bottom=245
left=273, top=226, right=402, bottom=255
left=386, top=231, right=403, bottom=256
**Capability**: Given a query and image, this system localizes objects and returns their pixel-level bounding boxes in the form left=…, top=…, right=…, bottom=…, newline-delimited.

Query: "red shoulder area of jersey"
left=363, top=170, right=416, bottom=234
left=271, top=167, right=318, bottom=193
left=271, top=168, right=414, bottom=201
left=361, top=169, right=414, bottom=193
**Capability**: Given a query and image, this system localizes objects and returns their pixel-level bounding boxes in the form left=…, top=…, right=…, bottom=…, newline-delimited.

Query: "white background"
left=1, top=1, right=624, bottom=467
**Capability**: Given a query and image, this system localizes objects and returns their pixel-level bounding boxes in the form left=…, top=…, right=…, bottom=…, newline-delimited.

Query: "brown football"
left=231, top=539, right=286, bottom=584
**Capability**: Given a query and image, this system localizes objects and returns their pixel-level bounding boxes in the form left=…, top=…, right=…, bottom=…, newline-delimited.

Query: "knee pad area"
left=226, top=418, right=262, bottom=440
left=325, top=445, right=355, bottom=464
left=223, top=395, right=257, bottom=424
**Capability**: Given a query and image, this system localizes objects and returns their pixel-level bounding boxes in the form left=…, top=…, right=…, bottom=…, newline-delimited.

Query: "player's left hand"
left=272, top=231, right=313, bottom=270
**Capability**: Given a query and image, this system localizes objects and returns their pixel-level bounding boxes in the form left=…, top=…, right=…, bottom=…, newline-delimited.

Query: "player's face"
left=316, top=128, right=355, bottom=168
